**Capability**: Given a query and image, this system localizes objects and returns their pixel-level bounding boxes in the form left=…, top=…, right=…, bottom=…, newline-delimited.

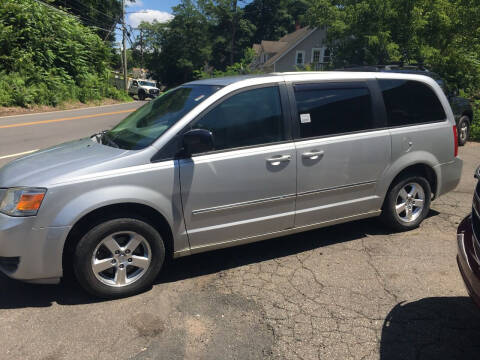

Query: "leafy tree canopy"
left=305, top=0, right=480, bottom=94
left=50, top=0, right=122, bottom=42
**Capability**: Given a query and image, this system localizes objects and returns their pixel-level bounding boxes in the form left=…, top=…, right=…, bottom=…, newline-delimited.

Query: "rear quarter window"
left=379, top=79, right=446, bottom=127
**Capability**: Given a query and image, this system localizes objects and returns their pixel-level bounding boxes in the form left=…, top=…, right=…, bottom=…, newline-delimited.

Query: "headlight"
left=0, top=188, right=47, bottom=216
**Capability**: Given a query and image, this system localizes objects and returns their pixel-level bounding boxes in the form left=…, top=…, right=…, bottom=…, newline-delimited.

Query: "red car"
left=457, top=166, right=480, bottom=307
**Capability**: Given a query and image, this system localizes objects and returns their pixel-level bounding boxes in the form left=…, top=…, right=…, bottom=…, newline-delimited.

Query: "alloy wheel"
left=395, top=182, right=425, bottom=223
left=91, top=231, right=151, bottom=287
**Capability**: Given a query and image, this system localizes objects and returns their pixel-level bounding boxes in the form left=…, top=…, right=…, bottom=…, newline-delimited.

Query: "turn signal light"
left=17, top=193, right=45, bottom=211
left=0, top=188, right=47, bottom=216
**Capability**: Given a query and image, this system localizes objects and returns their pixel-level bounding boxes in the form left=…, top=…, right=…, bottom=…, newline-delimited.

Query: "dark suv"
left=457, top=166, right=480, bottom=308
left=339, top=65, right=474, bottom=145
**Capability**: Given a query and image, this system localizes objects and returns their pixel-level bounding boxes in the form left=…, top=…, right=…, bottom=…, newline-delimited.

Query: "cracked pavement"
left=1, top=143, right=479, bottom=360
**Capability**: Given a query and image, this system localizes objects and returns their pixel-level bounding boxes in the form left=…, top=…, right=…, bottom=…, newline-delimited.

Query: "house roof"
left=264, top=27, right=317, bottom=66
left=260, top=40, right=288, bottom=54
left=279, top=27, right=311, bottom=43
left=252, top=27, right=318, bottom=67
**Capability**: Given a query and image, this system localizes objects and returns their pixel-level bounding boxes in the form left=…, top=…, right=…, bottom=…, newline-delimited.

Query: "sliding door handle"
left=267, top=155, right=291, bottom=166
left=302, top=150, right=324, bottom=160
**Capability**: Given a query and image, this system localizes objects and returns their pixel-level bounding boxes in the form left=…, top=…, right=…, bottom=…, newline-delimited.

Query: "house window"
left=261, top=53, right=269, bottom=63
left=312, top=48, right=321, bottom=63
left=295, top=51, right=305, bottom=66
left=322, top=48, right=332, bottom=63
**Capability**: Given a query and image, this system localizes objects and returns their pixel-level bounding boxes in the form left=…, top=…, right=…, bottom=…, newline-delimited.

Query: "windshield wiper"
left=101, top=131, right=119, bottom=148
left=91, top=131, right=102, bottom=143
left=91, top=130, right=119, bottom=148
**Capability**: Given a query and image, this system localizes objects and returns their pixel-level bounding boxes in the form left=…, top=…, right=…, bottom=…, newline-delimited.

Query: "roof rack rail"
left=336, top=63, right=429, bottom=72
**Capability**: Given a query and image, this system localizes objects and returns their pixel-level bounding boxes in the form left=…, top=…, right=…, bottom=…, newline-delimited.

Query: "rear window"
left=294, top=85, right=374, bottom=138
left=379, top=79, right=446, bottom=127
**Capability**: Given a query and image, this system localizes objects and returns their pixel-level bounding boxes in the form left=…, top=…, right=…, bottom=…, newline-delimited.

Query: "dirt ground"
left=0, top=143, right=479, bottom=360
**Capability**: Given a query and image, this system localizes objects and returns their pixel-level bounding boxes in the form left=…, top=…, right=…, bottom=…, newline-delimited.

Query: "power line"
left=57, top=1, right=118, bottom=29
left=104, top=17, right=122, bottom=41
left=33, top=0, right=116, bottom=33
left=67, top=0, right=118, bottom=22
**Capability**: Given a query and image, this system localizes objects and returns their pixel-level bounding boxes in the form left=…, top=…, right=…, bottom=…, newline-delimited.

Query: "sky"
left=125, top=0, right=178, bottom=28
left=114, top=0, right=178, bottom=46
left=124, top=0, right=252, bottom=27
left=117, top=0, right=252, bottom=47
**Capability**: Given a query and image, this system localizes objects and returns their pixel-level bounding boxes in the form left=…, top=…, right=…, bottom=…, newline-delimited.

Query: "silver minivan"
left=0, top=72, right=462, bottom=298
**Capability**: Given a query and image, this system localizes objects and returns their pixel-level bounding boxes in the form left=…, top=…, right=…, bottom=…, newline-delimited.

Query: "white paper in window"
left=300, top=113, right=311, bottom=124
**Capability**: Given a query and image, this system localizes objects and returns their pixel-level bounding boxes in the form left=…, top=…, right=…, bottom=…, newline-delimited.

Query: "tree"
left=305, top=0, right=480, bottom=94
left=199, top=0, right=255, bottom=69
left=244, top=0, right=309, bottom=43
left=138, top=0, right=212, bottom=87
left=0, top=0, right=127, bottom=106
left=50, top=0, right=122, bottom=42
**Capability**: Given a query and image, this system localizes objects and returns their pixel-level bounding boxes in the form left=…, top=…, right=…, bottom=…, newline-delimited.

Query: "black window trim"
left=287, top=79, right=387, bottom=142
left=151, top=82, right=293, bottom=162
left=376, top=78, right=449, bottom=129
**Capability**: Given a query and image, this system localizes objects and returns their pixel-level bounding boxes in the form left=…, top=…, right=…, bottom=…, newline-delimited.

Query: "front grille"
left=473, top=186, right=480, bottom=253
left=473, top=205, right=480, bottom=237
left=0, top=256, right=20, bottom=273
left=149, top=89, right=159, bottom=95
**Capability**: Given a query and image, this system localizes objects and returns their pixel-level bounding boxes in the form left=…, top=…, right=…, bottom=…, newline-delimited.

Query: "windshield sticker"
left=300, top=113, right=311, bottom=124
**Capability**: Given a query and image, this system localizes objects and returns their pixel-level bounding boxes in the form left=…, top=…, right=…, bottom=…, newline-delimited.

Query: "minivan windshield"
left=104, top=85, right=222, bottom=150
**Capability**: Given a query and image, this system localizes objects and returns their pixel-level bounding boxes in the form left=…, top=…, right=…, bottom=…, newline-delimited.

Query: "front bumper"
left=148, top=90, right=159, bottom=98
left=0, top=212, right=70, bottom=284
left=457, top=215, right=480, bottom=308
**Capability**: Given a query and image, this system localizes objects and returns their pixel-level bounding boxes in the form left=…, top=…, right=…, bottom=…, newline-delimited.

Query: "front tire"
left=458, top=115, right=470, bottom=146
left=138, top=90, right=146, bottom=101
left=381, top=175, right=431, bottom=231
left=73, top=218, right=165, bottom=299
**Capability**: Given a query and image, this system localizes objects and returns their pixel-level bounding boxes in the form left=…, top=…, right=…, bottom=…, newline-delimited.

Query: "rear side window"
left=191, top=86, right=284, bottom=151
left=294, top=85, right=374, bottom=138
left=379, top=79, right=446, bottom=127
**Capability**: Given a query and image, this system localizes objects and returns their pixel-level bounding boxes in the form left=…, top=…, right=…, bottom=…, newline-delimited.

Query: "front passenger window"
left=191, top=86, right=284, bottom=152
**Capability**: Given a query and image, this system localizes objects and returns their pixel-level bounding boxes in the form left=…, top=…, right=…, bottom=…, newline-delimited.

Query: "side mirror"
left=182, top=129, right=214, bottom=157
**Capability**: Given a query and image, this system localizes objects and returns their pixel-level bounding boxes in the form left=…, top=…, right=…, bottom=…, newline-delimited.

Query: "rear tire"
left=73, top=218, right=165, bottom=299
left=458, top=115, right=470, bottom=146
left=381, top=175, right=431, bottom=232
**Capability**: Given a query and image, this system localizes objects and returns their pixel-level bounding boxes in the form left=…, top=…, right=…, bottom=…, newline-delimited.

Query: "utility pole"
left=140, top=29, right=144, bottom=69
left=230, top=0, right=237, bottom=66
left=122, top=0, right=128, bottom=92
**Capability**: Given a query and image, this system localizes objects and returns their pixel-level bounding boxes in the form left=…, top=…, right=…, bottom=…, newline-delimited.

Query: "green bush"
left=470, top=101, right=480, bottom=141
left=0, top=0, right=128, bottom=107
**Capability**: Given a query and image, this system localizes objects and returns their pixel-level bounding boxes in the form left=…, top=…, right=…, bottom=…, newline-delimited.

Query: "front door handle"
left=267, top=155, right=291, bottom=166
left=302, top=150, right=324, bottom=160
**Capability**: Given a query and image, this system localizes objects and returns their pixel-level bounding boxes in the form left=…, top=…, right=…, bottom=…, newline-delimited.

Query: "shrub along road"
left=0, top=105, right=479, bottom=359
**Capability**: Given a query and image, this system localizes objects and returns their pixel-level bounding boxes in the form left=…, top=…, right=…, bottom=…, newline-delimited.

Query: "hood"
left=140, top=85, right=159, bottom=91
left=0, top=138, right=130, bottom=187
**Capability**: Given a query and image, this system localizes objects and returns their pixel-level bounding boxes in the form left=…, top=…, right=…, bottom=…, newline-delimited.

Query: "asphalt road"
left=0, top=101, right=145, bottom=167
left=0, top=105, right=479, bottom=360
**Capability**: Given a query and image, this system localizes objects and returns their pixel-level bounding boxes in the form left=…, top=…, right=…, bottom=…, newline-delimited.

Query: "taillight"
left=453, top=125, right=459, bottom=157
